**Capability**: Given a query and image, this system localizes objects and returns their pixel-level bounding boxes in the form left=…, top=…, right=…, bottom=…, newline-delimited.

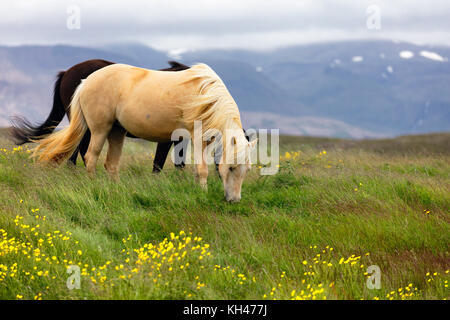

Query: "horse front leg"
left=195, top=142, right=209, bottom=189
left=196, top=162, right=209, bottom=189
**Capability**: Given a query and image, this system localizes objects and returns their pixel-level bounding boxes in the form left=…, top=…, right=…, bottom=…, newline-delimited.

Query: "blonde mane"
left=182, top=63, right=248, bottom=162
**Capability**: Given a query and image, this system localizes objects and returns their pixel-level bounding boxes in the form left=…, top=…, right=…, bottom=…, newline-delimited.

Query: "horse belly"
left=117, top=103, right=181, bottom=142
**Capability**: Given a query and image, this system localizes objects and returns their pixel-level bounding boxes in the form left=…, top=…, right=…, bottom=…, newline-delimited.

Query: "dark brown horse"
left=10, top=59, right=189, bottom=172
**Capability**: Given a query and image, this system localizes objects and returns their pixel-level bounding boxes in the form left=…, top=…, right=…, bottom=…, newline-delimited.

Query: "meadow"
left=0, top=128, right=448, bottom=300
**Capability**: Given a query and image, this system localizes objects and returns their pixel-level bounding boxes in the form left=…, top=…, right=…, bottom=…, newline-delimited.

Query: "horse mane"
left=161, top=61, right=190, bottom=71
left=181, top=63, right=247, bottom=162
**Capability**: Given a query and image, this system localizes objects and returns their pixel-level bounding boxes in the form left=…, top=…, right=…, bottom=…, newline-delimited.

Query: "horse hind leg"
left=79, top=130, right=92, bottom=166
left=104, top=125, right=126, bottom=180
left=153, top=141, right=173, bottom=173
left=84, top=130, right=109, bottom=175
left=67, top=131, right=90, bottom=165
left=68, top=147, right=79, bottom=165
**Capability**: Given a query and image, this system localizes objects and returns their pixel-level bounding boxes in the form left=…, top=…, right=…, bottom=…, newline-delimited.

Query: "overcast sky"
left=2, top=0, right=450, bottom=52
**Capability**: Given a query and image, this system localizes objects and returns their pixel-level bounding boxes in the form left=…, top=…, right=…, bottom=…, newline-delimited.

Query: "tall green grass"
left=0, top=132, right=449, bottom=300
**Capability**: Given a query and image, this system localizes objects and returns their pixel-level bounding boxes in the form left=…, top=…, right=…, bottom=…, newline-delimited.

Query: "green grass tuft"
left=0, top=131, right=449, bottom=300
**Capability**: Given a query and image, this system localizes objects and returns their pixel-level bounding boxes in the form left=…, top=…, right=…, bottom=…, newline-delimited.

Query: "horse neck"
left=222, top=119, right=247, bottom=159
left=228, top=115, right=242, bottom=131
left=222, top=117, right=244, bottom=139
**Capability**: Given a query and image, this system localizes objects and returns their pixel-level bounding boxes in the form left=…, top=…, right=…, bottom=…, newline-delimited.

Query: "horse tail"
left=32, top=81, right=88, bottom=164
left=10, top=71, right=67, bottom=145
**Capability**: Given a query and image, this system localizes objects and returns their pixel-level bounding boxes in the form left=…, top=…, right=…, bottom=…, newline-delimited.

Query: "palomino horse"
left=10, top=59, right=189, bottom=172
left=32, top=63, right=256, bottom=202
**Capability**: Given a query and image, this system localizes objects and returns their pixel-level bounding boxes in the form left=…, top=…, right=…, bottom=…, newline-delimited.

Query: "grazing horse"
left=10, top=59, right=189, bottom=172
left=32, top=63, right=256, bottom=202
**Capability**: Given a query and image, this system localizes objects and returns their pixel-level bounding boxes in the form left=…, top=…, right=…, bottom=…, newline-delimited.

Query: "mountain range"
left=0, top=40, right=449, bottom=138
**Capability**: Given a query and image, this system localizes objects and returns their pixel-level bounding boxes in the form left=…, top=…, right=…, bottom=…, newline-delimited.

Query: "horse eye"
left=229, top=167, right=234, bottom=172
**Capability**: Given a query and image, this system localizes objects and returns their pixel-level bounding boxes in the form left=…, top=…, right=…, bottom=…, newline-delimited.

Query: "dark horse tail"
left=10, top=71, right=66, bottom=145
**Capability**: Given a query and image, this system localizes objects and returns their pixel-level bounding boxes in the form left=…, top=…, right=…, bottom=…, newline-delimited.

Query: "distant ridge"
left=1, top=40, right=449, bottom=137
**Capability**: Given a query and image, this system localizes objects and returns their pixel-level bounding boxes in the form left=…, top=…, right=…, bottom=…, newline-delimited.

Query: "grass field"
left=0, top=129, right=449, bottom=300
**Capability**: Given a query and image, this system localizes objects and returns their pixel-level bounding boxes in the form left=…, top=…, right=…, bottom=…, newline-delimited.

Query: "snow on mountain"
left=399, top=51, right=414, bottom=59
left=419, top=50, right=446, bottom=62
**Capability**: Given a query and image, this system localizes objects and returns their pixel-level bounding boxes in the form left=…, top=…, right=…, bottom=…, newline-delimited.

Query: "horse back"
left=60, top=59, right=114, bottom=108
left=79, top=64, right=198, bottom=141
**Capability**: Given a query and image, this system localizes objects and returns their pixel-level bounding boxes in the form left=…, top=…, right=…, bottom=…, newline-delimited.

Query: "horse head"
left=217, top=137, right=257, bottom=202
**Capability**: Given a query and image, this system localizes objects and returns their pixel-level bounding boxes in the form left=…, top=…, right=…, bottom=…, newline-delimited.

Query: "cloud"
left=1, top=0, right=450, bottom=50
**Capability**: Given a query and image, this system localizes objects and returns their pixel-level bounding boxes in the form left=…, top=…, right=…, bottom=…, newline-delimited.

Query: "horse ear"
left=249, top=139, right=258, bottom=149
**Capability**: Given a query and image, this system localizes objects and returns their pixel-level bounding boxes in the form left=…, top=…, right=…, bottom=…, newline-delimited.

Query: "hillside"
left=181, top=40, right=450, bottom=135
left=1, top=40, right=450, bottom=138
left=0, top=131, right=448, bottom=299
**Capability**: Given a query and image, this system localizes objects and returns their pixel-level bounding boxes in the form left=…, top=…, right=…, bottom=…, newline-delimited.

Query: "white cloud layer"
left=1, top=0, right=450, bottom=50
